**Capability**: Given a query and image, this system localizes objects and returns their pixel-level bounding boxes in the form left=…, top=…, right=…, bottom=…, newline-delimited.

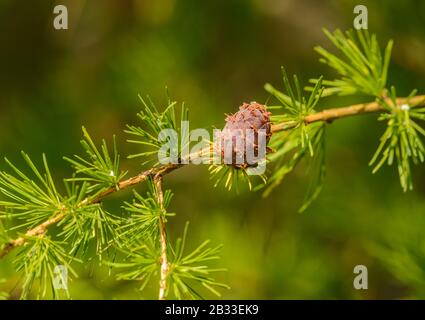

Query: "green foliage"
left=64, top=127, right=127, bottom=195
left=264, top=123, right=326, bottom=212
left=108, top=178, right=228, bottom=299
left=0, top=152, right=63, bottom=230
left=59, top=199, right=120, bottom=260
left=60, top=128, right=129, bottom=259
left=14, top=236, right=78, bottom=299
left=298, top=125, right=326, bottom=213
left=370, top=88, right=425, bottom=191
left=309, top=28, right=425, bottom=192
left=0, top=94, right=229, bottom=299
left=264, top=69, right=326, bottom=212
left=208, top=164, right=267, bottom=192
left=112, top=222, right=228, bottom=299
left=267, top=68, right=323, bottom=117
left=168, top=222, right=229, bottom=299
left=125, top=94, right=189, bottom=165
left=118, top=179, right=174, bottom=245
left=311, top=29, right=393, bottom=97
left=109, top=239, right=158, bottom=292
left=266, top=67, right=324, bottom=155
left=107, top=165, right=227, bottom=299
left=1, top=26, right=424, bottom=300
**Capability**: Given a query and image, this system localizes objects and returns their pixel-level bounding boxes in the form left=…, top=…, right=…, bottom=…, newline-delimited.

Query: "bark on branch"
left=155, top=175, right=169, bottom=300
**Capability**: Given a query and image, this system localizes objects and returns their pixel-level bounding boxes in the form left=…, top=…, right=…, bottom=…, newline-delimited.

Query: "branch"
left=154, top=175, right=169, bottom=300
left=1, top=95, right=425, bottom=259
left=0, top=163, right=181, bottom=259
left=271, top=95, right=425, bottom=132
left=0, top=210, right=66, bottom=259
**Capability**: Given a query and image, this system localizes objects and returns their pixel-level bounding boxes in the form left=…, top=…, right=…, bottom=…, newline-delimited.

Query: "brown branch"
left=88, top=163, right=182, bottom=204
left=155, top=175, right=169, bottom=300
left=0, top=210, right=67, bottom=259
left=0, top=163, right=181, bottom=259
left=271, top=95, right=425, bottom=132
left=1, top=95, right=425, bottom=259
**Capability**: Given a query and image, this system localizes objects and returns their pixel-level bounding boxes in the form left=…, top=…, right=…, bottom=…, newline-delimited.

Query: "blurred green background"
left=1, top=0, right=425, bottom=299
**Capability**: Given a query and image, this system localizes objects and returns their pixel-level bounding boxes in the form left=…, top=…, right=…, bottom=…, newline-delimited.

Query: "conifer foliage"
left=0, top=29, right=424, bottom=299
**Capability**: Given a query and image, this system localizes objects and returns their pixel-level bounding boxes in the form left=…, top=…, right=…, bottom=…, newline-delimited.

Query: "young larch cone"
left=216, top=102, right=272, bottom=168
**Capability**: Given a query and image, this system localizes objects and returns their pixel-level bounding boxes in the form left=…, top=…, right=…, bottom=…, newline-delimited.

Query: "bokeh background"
left=1, top=0, right=425, bottom=299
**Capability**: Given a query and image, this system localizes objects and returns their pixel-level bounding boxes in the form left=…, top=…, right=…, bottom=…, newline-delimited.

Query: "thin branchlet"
left=154, top=175, right=169, bottom=300
left=271, top=95, right=425, bottom=131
